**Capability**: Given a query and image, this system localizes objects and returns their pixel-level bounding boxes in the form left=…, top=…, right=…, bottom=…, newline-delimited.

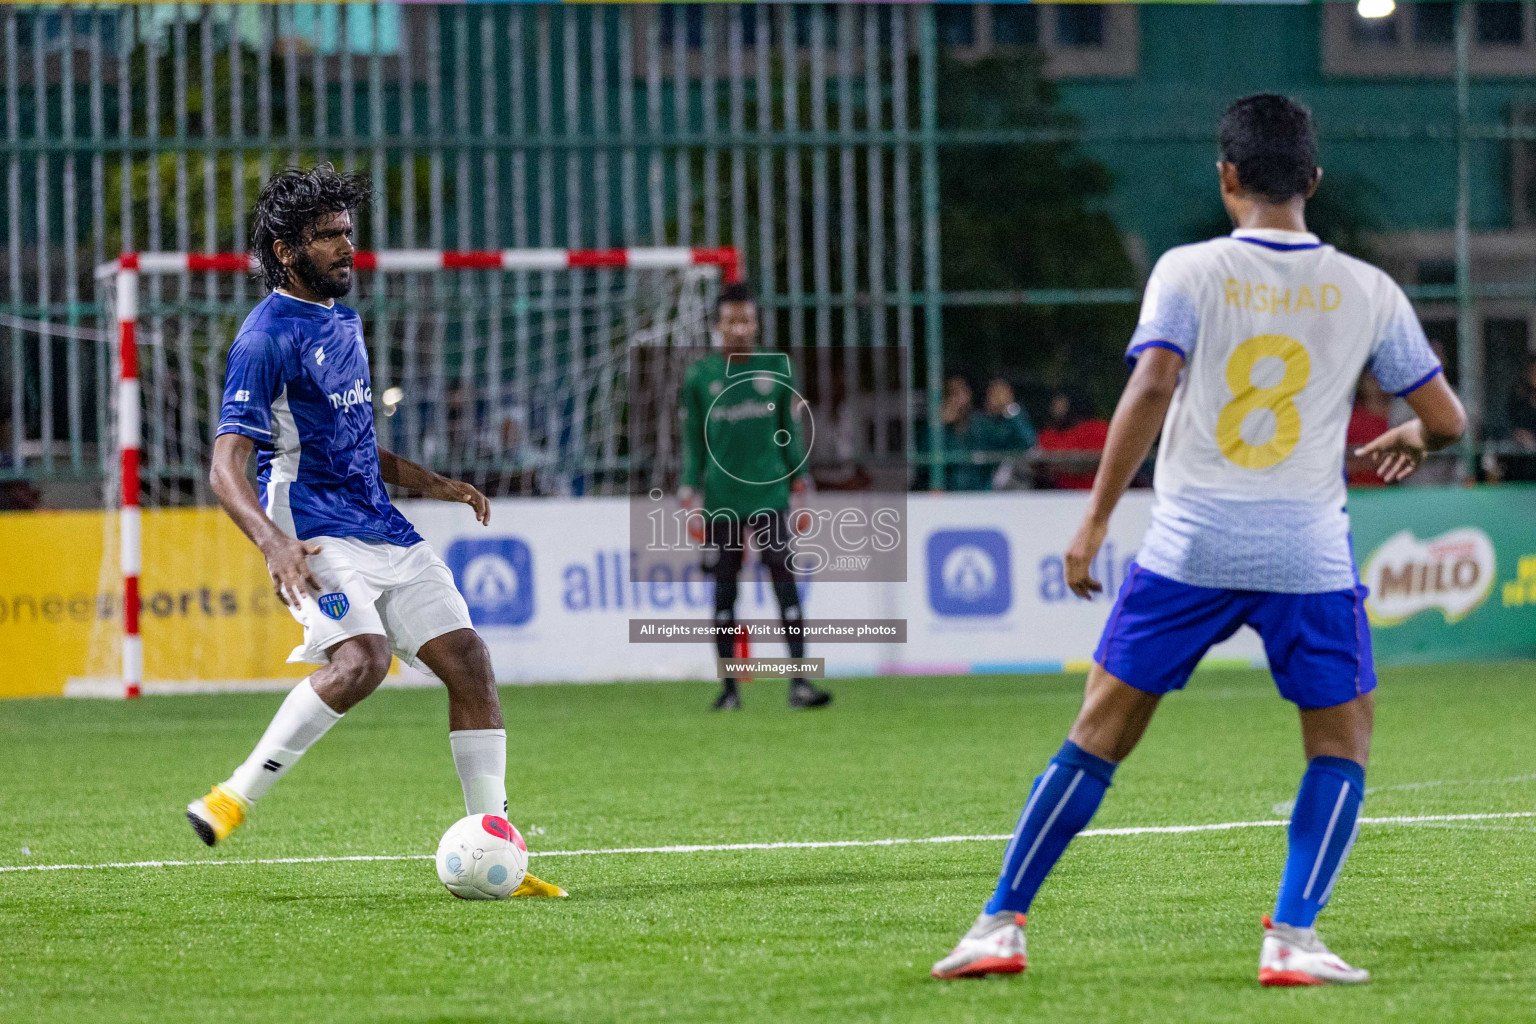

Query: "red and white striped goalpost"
left=98, top=246, right=740, bottom=699
left=113, top=255, right=142, bottom=699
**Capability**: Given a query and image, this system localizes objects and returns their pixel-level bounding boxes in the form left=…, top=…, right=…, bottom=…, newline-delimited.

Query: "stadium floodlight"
left=1357, top=0, right=1395, bottom=18
left=87, top=246, right=739, bottom=699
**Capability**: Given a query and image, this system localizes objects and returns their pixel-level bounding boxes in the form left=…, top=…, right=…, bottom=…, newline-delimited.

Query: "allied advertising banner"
left=4, top=487, right=1533, bottom=698
left=400, top=491, right=1266, bottom=685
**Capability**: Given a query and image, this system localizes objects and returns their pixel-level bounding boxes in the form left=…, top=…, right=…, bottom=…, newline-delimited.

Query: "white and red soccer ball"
left=435, top=814, right=528, bottom=900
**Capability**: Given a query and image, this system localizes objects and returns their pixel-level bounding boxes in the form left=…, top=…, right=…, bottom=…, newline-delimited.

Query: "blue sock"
left=985, top=740, right=1117, bottom=915
left=1273, top=756, right=1365, bottom=928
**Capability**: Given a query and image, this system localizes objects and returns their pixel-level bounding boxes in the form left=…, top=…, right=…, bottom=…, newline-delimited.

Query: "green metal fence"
left=2, top=2, right=1534, bottom=494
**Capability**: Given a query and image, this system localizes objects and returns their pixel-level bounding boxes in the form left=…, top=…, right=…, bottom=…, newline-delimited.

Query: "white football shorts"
left=285, top=534, right=473, bottom=670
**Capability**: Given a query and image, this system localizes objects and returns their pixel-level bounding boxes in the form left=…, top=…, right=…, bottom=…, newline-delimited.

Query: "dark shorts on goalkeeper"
left=1093, top=562, right=1376, bottom=710
left=703, top=508, right=792, bottom=555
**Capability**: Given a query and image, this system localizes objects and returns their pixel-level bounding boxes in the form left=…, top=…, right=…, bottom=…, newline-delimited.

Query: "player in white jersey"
left=183, top=167, right=566, bottom=897
left=933, top=96, right=1466, bottom=985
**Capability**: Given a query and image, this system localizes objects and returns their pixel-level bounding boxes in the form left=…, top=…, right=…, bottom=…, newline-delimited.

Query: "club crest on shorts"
left=318, top=592, right=350, bottom=620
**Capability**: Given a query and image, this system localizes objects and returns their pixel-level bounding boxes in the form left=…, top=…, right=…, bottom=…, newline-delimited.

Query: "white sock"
left=449, top=728, right=508, bottom=816
left=224, top=678, right=343, bottom=804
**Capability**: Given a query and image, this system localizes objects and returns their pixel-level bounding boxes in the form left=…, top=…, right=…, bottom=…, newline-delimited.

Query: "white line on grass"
left=1273, top=773, right=1536, bottom=814
left=1371, top=773, right=1536, bottom=793
left=1417, top=824, right=1536, bottom=834
left=2, top=811, right=1532, bottom=876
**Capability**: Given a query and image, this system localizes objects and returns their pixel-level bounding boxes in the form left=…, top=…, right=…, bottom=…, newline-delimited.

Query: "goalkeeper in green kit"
left=678, top=283, right=833, bottom=712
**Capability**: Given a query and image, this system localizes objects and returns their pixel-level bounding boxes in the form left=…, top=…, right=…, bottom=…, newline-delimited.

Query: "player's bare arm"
left=208, top=431, right=322, bottom=606
left=1064, top=346, right=1184, bottom=599
left=377, top=445, right=491, bottom=526
left=1353, top=374, right=1467, bottom=483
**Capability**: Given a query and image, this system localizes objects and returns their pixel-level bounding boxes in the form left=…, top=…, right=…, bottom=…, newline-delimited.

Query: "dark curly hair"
left=1218, top=94, right=1318, bottom=204
left=250, top=165, right=372, bottom=290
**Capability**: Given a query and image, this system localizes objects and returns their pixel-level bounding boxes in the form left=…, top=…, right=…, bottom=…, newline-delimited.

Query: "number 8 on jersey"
left=1216, top=333, right=1311, bottom=470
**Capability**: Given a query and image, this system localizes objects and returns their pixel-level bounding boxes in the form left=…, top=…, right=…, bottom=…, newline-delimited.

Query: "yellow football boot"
left=186, top=784, right=250, bottom=846
left=511, top=872, right=569, bottom=898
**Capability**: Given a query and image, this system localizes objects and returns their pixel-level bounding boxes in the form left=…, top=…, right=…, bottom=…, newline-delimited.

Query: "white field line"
left=2, top=811, right=1533, bottom=876
left=1271, top=773, right=1536, bottom=815
left=1369, top=773, right=1536, bottom=794
left=1409, top=822, right=1536, bottom=833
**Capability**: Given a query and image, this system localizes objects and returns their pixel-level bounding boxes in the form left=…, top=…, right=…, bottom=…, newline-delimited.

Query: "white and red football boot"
left=1259, top=915, right=1370, bottom=986
left=931, top=911, right=1027, bottom=979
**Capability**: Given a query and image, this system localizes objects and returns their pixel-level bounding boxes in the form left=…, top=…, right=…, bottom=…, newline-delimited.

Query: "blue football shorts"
left=1093, top=561, right=1376, bottom=710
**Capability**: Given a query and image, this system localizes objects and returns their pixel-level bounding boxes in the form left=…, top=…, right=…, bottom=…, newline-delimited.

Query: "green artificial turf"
left=1, top=665, right=1533, bottom=1023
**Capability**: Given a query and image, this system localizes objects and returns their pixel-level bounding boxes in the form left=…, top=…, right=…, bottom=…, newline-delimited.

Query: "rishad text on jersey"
left=1223, top=278, right=1341, bottom=315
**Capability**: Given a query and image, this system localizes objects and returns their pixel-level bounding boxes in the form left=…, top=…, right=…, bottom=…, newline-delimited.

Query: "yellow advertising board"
left=0, top=509, right=309, bottom=697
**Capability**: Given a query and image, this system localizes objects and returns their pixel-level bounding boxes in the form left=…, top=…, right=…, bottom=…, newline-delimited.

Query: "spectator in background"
left=941, top=375, right=989, bottom=491
left=977, top=379, right=1037, bottom=449
left=969, top=378, right=1038, bottom=490
left=940, top=375, right=974, bottom=432
left=941, top=376, right=1039, bottom=490
left=1036, top=391, right=1109, bottom=490
left=1345, top=374, right=1392, bottom=487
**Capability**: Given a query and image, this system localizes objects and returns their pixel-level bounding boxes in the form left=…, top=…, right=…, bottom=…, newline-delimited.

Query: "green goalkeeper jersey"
left=679, top=350, right=807, bottom=518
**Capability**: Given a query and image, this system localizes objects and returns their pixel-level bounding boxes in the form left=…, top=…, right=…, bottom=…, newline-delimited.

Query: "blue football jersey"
left=215, top=291, right=423, bottom=546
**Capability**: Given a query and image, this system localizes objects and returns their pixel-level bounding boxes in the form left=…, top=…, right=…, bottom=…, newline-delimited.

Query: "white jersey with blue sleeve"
left=1127, top=228, right=1442, bottom=593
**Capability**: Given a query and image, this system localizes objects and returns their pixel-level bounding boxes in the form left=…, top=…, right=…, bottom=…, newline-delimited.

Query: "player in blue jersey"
left=185, top=166, right=565, bottom=897
left=932, top=96, right=1468, bottom=984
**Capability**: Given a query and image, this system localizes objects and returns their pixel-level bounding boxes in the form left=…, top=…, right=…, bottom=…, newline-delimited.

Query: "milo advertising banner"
left=1350, top=485, right=1536, bottom=664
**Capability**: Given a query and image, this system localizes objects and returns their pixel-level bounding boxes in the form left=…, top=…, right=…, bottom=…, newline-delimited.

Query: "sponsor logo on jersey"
left=927, top=529, right=1012, bottom=616
left=446, top=537, right=536, bottom=627
left=1361, top=527, right=1495, bottom=626
left=318, top=592, right=350, bottom=620
left=709, top=399, right=775, bottom=423
left=315, top=346, right=326, bottom=366
left=327, top=379, right=372, bottom=412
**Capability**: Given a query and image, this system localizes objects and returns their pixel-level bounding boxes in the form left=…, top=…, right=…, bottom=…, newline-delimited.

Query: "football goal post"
left=82, top=247, right=738, bottom=698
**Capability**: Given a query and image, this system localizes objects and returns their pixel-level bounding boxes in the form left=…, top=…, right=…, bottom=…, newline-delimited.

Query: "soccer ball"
left=435, top=814, right=528, bottom=900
